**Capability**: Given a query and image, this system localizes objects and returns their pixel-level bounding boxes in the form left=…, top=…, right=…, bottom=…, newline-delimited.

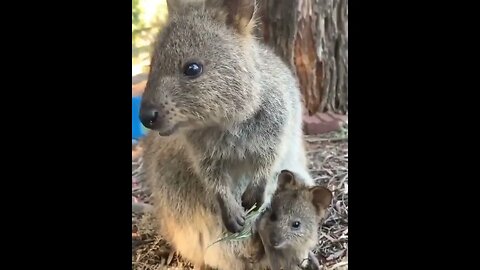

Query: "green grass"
left=207, top=203, right=264, bottom=248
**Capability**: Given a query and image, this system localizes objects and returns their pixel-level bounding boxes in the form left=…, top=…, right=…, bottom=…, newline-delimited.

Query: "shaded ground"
left=132, top=127, right=348, bottom=270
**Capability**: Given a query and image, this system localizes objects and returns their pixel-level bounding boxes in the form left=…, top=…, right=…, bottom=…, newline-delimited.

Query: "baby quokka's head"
left=261, top=170, right=333, bottom=250
left=139, top=0, right=262, bottom=136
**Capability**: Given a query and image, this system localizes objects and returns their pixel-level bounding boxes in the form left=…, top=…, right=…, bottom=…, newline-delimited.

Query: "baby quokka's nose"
left=270, top=234, right=285, bottom=248
left=139, top=105, right=164, bottom=129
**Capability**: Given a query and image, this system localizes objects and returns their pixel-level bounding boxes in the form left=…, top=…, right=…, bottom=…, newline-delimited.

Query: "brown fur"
left=248, top=170, right=333, bottom=270
left=141, top=0, right=314, bottom=269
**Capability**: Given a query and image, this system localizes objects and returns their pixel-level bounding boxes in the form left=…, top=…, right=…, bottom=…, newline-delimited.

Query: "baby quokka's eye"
left=291, top=221, right=301, bottom=229
left=183, top=62, right=203, bottom=78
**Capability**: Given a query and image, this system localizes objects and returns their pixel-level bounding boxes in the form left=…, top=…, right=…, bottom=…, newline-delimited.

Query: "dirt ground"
left=132, top=128, right=348, bottom=270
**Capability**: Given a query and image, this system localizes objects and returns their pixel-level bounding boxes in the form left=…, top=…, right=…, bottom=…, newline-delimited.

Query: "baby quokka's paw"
left=217, top=196, right=246, bottom=233
left=305, top=251, right=321, bottom=270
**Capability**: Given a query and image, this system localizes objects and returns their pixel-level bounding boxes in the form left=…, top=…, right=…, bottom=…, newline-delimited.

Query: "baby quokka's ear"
left=206, top=0, right=257, bottom=36
left=310, top=186, right=333, bottom=215
left=277, top=170, right=301, bottom=191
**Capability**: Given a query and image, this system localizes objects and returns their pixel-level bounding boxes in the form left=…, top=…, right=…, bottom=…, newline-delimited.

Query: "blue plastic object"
left=132, top=96, right=147, bottom=139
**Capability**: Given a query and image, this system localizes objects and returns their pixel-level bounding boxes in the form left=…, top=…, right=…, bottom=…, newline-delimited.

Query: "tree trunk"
left=257, top=0, right=348, bottom=115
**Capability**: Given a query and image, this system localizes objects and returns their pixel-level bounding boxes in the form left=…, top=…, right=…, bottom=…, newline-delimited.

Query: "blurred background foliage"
left=132, top=0, right=168, bottom=76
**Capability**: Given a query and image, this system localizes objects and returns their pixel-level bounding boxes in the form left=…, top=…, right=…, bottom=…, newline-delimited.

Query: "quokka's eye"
left=291, top=221, right=301, bottom=229
left=183, top=62, right=203, bottom=78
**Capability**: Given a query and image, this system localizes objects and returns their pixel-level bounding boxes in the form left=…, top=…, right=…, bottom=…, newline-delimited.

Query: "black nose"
left=270, top=234, right=280, bottom=246
left=139, top=106, right=161, bottom=129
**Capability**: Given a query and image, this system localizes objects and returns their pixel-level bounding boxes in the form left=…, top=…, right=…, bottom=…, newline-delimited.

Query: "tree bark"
left=257, top=0, right=348, bottom=115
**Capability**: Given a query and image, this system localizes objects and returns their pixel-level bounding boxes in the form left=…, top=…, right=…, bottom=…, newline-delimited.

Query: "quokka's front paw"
left=217, top=196, right=246, bottom=233
left=241, top=183, right=265, bottom=211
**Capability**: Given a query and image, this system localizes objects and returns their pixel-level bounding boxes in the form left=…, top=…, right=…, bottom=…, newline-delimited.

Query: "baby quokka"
left=249, top=170, right=333, bottom=270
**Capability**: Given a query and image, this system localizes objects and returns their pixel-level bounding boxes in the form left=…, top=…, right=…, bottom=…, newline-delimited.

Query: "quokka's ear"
left=206, top=0, right=257, bottom=36
left=166, top=0, right=203, bottom=14
left=277, top=170, right=301, bottom=191
left=309, top=186, right=333, bottom=215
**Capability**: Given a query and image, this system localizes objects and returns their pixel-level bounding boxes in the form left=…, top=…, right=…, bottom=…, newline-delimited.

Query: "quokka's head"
left=139, top=0, right=262, bottom=136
